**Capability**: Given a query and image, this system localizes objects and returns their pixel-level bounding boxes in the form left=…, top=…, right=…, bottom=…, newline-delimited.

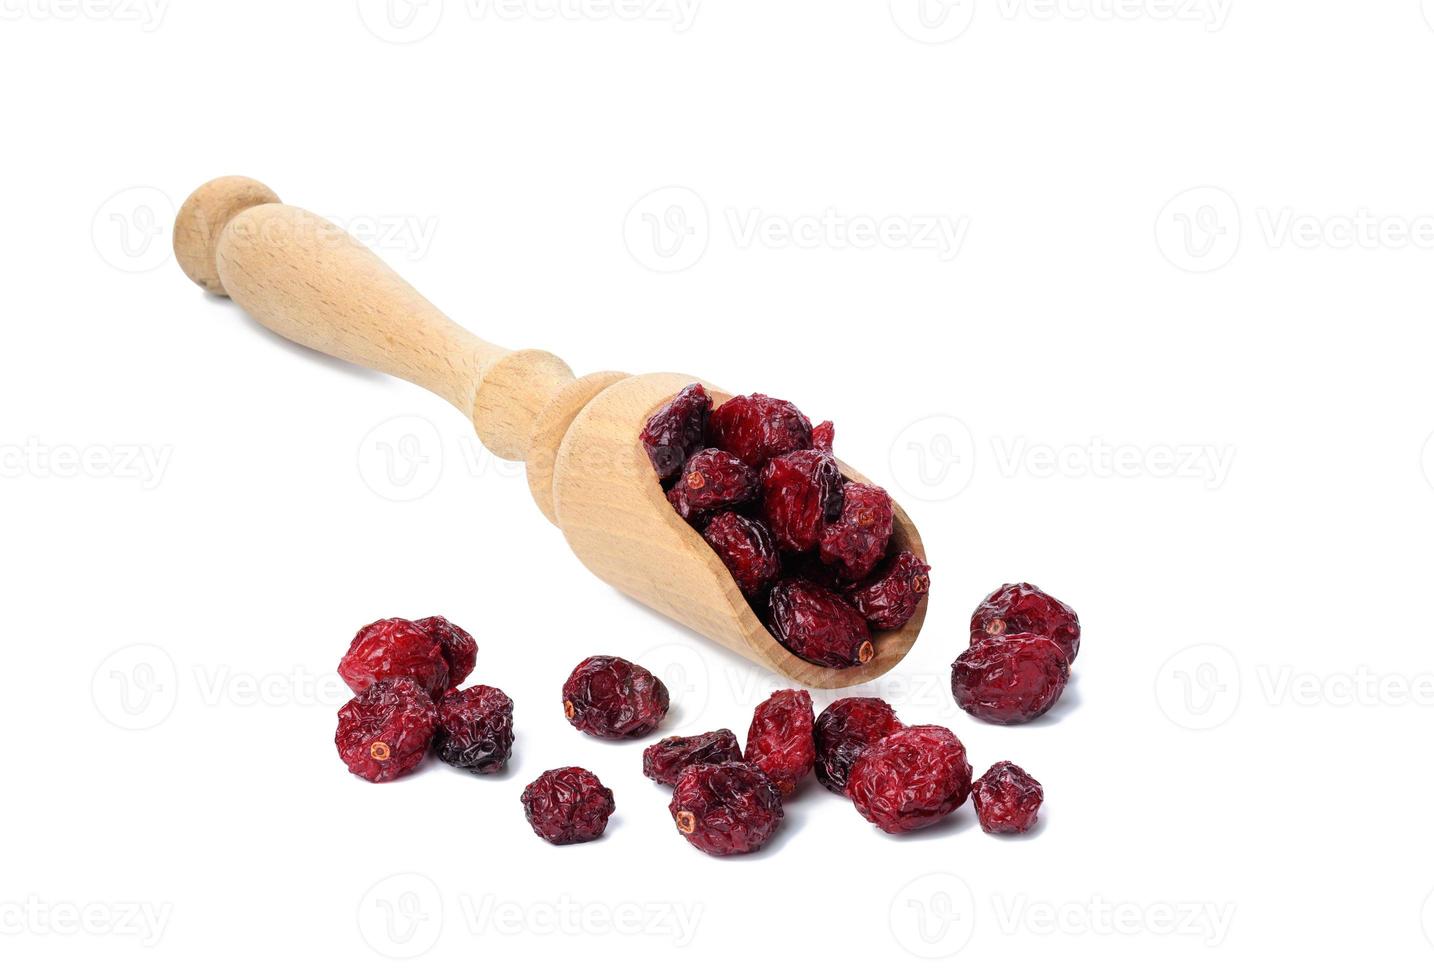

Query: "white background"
left=4, top=0, right=1434, bottom=975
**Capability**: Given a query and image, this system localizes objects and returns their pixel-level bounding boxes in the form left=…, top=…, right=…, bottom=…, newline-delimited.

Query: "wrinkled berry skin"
left=847, top=725, right=972, bottom=834
left=972, top=761, right=1044, bottom=834
left=819, top=483, right=894, bottom=581
left=846, top=551, right=931, bottom=630
left=562, top=656, right=670, bottom=739
left=666, top=449, right=758, bottom=521
left=339, top=618, right=449, bottom=699
left=643, top=729, right=743, bottom=786
left=641, top=383, right=711, bottom=482
left=521, top=767, right=615, bottom=845
left=814, top=697, right=903, bottom=794
left=702, top=512, right=780, bottom=598
left=434, top=685, right=513, bottom=774
left=335, top=677, right=438, bottom=783
left=670, top=762, right=784, bottom=856
left=971, top=583, right=1080, bottom=664
left=760, top=450, right=844, bottom=552
left=952, top=634, right=1070, bottom=725
left=708, top=393, right=812, bottom=469
left=768, top=579, right=874, bottom=669
left=414, top=615, right=477, bottom=688
left=744, top=689, right=815, bottom=796
left=811, top=420, right=834, bottom=453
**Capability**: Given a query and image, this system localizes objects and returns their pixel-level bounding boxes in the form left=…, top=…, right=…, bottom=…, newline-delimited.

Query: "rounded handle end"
left=173, top=176, right=281, bottom=295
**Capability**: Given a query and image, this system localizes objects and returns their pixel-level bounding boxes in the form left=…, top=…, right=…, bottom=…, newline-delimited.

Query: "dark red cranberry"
left=665, top=448, right=758, bottom=521
left=744, top=689, right=815, bottom=796
left=811, top=420, right=834, bottom=453
left=702, top=512, right=780, bottom=598
left=847, top=725, right=972, bottom=834
left=971, top=582, right=1081, bottom=664
left=845, top=551, right=931, bottom=630
left=642, top=729, right=743, bottom=786
left=971, top=761, right=1044, bottom=834
left=951, top=634, right=1070, bottom=725
left=433, top=685, right=513, bottom=774
left=520, top=767, right=615, bottom=845
left=640, top=383, right=711, bottom=482
left=760, top=450, right=844, bottom=552
left=767, top=579, right=874, bottom=669
left=669, top=762, right=784, bottom=856
left=814, top=697, right=903, bottom=793
left=819, top=483, right=894, bottom=581
left=707, top=393, right=812, bottom=469
left=414, top=615, right=477, bottom=688
left=335, top=677, right=437, bottom=783
left=562, top=656, right=670, bottom=739
left=339, top=618, right=449, bottom=699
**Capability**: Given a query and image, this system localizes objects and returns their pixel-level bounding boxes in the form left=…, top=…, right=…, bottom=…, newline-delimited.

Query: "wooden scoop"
left=173, top=176, right=928, bottom=688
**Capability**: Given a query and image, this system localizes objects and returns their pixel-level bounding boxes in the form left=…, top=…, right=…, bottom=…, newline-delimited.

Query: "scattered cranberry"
left=414, top=615, right=478, bottom=688
left=970, top=582, right=1081, bottom=664
left=433, top=685, right=514, bottom=774
left=669, top=762, right=784, bottom=856
left=520, top=767, right=615, bottom=845
left=643, top=729, right=743, bottom=786
left=845, top=551, right=931, bottom=630
left=640, top=383, right=711, bottom=482
left=951, top=634, right=1070, bottom=725
left=847, top=725, right=973, bottom=834
left=702, top=512, right=780, bottom=598
left=708, top=393, right=812, bottom=469
left=335, top=677, right=438, bottom=783
left=339, top=618, right=449, bottom=699
left=562, top=656, right=670, bottom=739
left=819, top=483, right=894, bottom=581
left=760, top=449, right=844, bottom=552
left=768, top=579, right=874, bottom=669
left=744, top=689, right=815, bottom=796
left=811, top=420, right=834, bottom=453
left=971, top=761, right=1043, bottom=834
left=814, top=697, right=903, bottom=793
left=666, top=448, right=758, bottom=521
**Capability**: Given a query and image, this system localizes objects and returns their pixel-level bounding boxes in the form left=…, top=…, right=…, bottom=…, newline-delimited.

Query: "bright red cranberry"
left=665, top=448, right=758, bottom=521
left=339, top=618, right=449, bottom=699
left=642, top=729, right=743, bottom=787
left=814, top=697, right=903, bottom=793
left=707, top=393, right=812, bottom=469
left=970, top=582, right=1081, bottom=664
left=845, top=551, right=931, bottom=630
left=562, top=656, right=670, bottom=739
left=520, top=767, right=615, bottom=845
left=744, top=689, right=815, bottom=796
left=760, top=450, right=843, bottom=552
left=434, top=685, right=513, bottom=774
left=952, top=634, right=1070, bottom=725
left=819, top=483, right=894, bottom=581
left=335, top=677, right=437, bottom=783
left=811, top=420, right=834, bottom=453
left=768, top=579, right=874, bottom=668
left=414, top=615, right=477, bottom=688
left=702, top=512, right=780, bottom=598
left=670, top=762, right=784, bottom=856
left=641, top=383, right=711, bottom=482
left=971, top=761, right=1044, bottom=834
left=847, top=725, right=972, bottom=834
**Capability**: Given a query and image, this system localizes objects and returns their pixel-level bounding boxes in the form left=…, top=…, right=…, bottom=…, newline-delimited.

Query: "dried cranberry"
left=665, top=448, right=758, bottom=521
left=760, top=449, right=843, bottom=552
left=520, top=767, right=615, bottom=845
left=767, top=579, right=874, bottom=668
left=971, top=761, right=1043, bottom=834
left=744, top=688, right=815, bottom=796
left=971, top=582, right=1081, bottom=664
left=951, top=634, right=1070, bottom=725
left=669, top=762, right=784, bottom=856
left=847, top=725, right=972, bottom=834
left=335, top=677, right=437, bottom=783
left=814, top=697, right=903, bottom=793
left=708, top=393, right=812, bottom=469
left=640, top=383, right=711, bottom=482
left=702, top=512, right=780, bottom=598
left=819, top=483, right=894, bottom=581
left=414, top=615, right=477, bottom=688
left=811, top=420, right=834, bottom=453
left=562, top=656, right=670, bottom=739
left=642, top=729, right=743, bottom=786
left=433, top=685, right=513, bottom=774
left=845, top=551, right=931, bottom=630
left=339, top=618, right=449, bottom=699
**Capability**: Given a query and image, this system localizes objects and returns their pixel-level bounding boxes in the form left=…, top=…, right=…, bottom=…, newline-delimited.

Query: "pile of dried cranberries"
left=641, top=387, right=931, bottom=669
